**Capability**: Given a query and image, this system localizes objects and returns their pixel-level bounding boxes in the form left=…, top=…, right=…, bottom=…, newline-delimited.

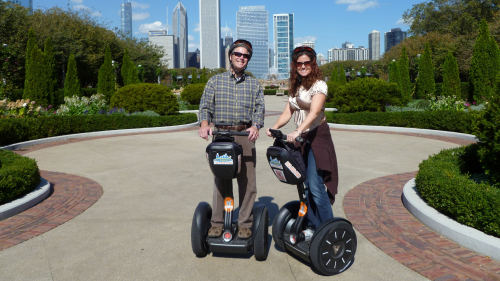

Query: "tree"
left=442, top=53, right=461, bottom=98
left=23, top=45, right=48, bottom=105
left=43, top=37, right=57, bottom=106
left=182, top=71, right=189, bottom=87
left=338, top=65, right=347, bottom=85
left=64, top=54, right=81, bottom=97
left=331, top=66, right=338, bottom=83
left=360, top=67, right=367, bottom=78
left=121, top=49, right=131, bottom=86
left=127, top=63, right=139, bottom=85
left=97, top=46, right=115, bottom=103
left=416, top=43, right=436, bottom=99
left=200, top=67, right=208, bottom=83
left=389, top=60, right=400, bottom=88
left=398, top=46, right=412, bottom=102
left=191, top=69, right=198, bottom=84
left=24, top=28, right=36, bottom=95
left=470, top=19, right=497, bottom=101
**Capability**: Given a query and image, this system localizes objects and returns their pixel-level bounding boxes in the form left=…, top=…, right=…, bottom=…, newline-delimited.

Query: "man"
left=198, top=39, right=265, bottom=239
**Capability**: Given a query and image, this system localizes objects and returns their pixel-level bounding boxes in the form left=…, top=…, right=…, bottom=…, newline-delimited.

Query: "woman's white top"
left=288, top=80, right=328, bottom=132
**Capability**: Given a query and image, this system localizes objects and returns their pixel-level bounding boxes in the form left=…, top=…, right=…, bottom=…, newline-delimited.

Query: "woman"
left=266, top=46, right=339, bottom=232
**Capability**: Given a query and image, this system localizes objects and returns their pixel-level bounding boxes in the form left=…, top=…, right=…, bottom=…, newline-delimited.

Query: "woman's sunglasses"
left=295, top=61, right=312, bottom=67
left=232, top=52, right=251, bottom=59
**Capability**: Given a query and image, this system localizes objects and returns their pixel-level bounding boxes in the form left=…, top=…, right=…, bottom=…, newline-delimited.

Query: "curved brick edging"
left=343, top=172, right=500, bottom=280
left=0, top=171, right=103, bottom=251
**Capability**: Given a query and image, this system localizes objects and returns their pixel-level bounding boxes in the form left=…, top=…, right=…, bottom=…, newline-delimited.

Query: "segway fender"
left=193, top=202, right=212, bottom=229
left=274, top=201, right=300, bottom=240
left=252, top=204, right=266, bottom=235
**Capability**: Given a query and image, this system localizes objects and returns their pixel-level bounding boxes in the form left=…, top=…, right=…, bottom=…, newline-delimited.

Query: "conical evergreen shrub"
left=398, top=46, right=412, bottom=103
left=43, top=37, right=57, bottom=106
left=416, top=43, right=436, bottom=99
left=389, top=60, right=400, bottom=88
left=331, top=66, right=338, bottom=83
left=64, top=54, right=81, bottom=97
left=23, top=46, right=48, bottom=105
left=97, top=46, right=115, bottom=103
left=127, top=63, right=139, bottom=85
left=200, top=67, right=208, bottom=83
left=442, top=53, right=461, bottom=98
left=23, top=28, right=36, bottom=99
left=121, top=49, right=131, bottom=86
left=191, top=69, right=198, bottom=84
left=338, top=65, right=346, bottom=85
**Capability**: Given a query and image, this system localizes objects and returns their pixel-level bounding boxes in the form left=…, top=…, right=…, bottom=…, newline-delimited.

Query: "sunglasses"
left=232, top=52, right=251, bottom=59
left=233, top=39, right=253, bottom=51
left=295, top=61, right=312, bottom=67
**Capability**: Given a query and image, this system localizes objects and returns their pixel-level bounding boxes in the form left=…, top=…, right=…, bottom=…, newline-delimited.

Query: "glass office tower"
left=273, top=13, right=294, bottom=79
left=384, top=28, right=407, bottom=53
left=236, top=6, right=269, bottom=79
left=173, top=1, right=188, bottom=68
left=121, top=1, right=132, bottom=39
left=199, top=0, right=221, bottom=69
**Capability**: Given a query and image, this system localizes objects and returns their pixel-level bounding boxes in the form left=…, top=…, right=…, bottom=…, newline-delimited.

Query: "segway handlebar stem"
left=269, top=129, right=304, bottom=143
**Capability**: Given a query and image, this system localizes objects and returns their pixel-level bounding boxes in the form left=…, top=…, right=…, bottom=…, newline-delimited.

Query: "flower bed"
left=0, top=149, right=40, bottom=205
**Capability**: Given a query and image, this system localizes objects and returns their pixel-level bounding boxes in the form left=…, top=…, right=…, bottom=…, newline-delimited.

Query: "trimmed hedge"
left=0, top=114, right=198, bottom=146
left=416, top=145, right=500, bottom=238
left=181, top=83, right=206, bottom=105
left=326, top=110, right=481, bottom=134
left=111, top=84, right=179, bottom=115
left=0, top=149, right=40, bottom=205
left=186, top=105, right=199, bottom=110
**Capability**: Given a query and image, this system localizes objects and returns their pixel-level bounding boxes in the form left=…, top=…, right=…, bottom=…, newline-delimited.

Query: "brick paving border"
left=0, top=171, right=103, bottom=251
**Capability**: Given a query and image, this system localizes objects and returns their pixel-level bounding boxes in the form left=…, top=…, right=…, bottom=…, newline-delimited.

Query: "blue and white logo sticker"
left=213, top=153, right=233, bottom=165
left=269, top=156, right=283, bottom=169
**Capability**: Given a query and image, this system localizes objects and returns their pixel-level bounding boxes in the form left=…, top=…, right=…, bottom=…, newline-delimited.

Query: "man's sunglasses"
left=293, top=46, right=316, bottom=55
left=295, top=61, right=312, bottom=67
left=233, top=39, right=253, bottom=50
left=232, top=52, right=251, bottom=59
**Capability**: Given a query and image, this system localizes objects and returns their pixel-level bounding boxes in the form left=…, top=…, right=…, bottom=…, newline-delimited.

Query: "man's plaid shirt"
left=199, top=71, right=265, bottom=127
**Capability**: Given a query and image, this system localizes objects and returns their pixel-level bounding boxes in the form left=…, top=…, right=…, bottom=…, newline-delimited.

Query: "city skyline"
left=28, top=0, right=420, bottom=62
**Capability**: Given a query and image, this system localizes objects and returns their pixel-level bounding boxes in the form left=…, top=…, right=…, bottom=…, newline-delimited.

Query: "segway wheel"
left=310, top=220, right=357, bottom=276
left=191, top=202, right=212, bottom=257
left=272, top=201, right=300, bottom=251
left=253, top=206, right=269, bottom=261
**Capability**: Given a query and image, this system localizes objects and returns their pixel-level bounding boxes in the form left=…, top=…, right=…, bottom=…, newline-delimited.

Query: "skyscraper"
left=273, top=13, right=294, bottom=79
left=328, top=43, right=369, bottom=62
left=384, top=28, right=407, bottom=53
left=121, top=1, right=132, bottom=39
left=368, top=30, right=380, bottom=60
left=173, top=1, right=188, bottom=68
left=224, top=34, right=233, bottom=48
left=237, top=6, right=269, bottom=79
left=302, top=41, right=315, bottom=49
left=148, top=30, right=176, bottom=68
left=199, top=0, right=221, bottom=69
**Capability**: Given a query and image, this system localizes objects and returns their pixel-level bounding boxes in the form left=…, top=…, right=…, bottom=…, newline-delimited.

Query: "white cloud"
left=294, top=36, right=318, bottom=45
left=131, top=1, right=150, bottom=9
left=70, top=0, right=83, bottom=3
left=396, top=17, right=413, bottom=26
left=221, top=26, right=235, bottom=36
left=92, top=11, right=102, bottom=17
left=194, top=23, right=200, bottom=33
left=132, top=12, right=150, bottom=21
left=139, top=21, right=168, bottom=34
left=71, top=4, right=102, bottom=17
left=188, top=35, right=194, bottom=41
left=335, top=0, right=379, bottom=12
left=189, top=43, right=200, bottom=52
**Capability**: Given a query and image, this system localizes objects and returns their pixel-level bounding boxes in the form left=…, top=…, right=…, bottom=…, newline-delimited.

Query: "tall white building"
left=121, top=1, right=132, bottom=39
left=368, top=30, right=380, bottom=61
left=237, top=6, right=269, bottom=79
left=302, top=41, right=315, bottom=50
left=273, top=13, right=294, bottom=79
left=199, top=0, right=221, bottom=69
left=173, top=1, right=188, bottom=68
left=148, top=30, right=176, bottom=68
left=328, top=42, right=369, bottom=62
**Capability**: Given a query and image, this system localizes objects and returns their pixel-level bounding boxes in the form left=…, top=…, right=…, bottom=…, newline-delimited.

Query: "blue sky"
left=32, top=0, right=423, bottom=57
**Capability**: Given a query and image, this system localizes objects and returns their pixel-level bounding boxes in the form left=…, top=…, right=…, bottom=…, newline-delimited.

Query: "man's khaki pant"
left=211, top=135, right=256, bottom=229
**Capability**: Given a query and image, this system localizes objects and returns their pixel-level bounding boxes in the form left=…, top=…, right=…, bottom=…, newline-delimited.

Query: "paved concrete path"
left=0, top=96, right=473, bottom=280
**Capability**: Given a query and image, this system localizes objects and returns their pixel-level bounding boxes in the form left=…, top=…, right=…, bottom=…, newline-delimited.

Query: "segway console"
left=191, top=123, right=269, bottom=261
left=267, top=129, right=357, bottom=275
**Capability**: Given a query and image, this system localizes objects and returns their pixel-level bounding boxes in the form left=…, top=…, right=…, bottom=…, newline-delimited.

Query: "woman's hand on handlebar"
left=266, top=127, right=276, bottom=138
left=287, top=130, right=301, bottom=143
left=198, top=125, right=212, bottom=141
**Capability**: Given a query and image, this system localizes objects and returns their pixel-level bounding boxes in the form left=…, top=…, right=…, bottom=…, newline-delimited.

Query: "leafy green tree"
left=137, top=64, right=144, bottom=83
left=442, top=53, right=461, bottom=98
left=475, top=94, right=500, bottom=184
left=191, top=69, right=198, bottom=84
left=127, top=63, right=139, bottom=85
left=23, top=45, right=48, bottom=104
left=398, top=46, right=412, bottom=102
left=470, top=19, right=497, bottom=101
left=338, top=65, right=346, bottom=85
left=416, top=43, right=436, bottom=99
left=97, top=46, right=115, bottom=103
left=389, top=60, right=400, bottom=88
left=360, top=67, right=367, bottom=78
left=200, top=67, right=208, bottom=83
left=121, top=49, right=131, bottom=86
left=182, top=72, right=189, bottom=87
left=24, top=28, right=37, bottom=96
left=43, top=37, right=57, bottom=106
left=64, top=54, right=81, bottom=97
left=331, top=66, right=338, bottom=83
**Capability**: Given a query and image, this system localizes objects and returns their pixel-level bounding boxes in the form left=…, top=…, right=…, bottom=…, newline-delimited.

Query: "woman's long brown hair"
left=288, top=51, right=323, bottom=98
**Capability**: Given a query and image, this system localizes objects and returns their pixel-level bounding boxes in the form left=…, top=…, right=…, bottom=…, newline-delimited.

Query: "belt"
left=218, top=124, right=250, bottom=131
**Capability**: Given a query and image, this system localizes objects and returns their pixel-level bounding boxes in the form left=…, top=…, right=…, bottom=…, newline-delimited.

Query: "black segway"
left=191, top=123, right=269, bottom=261
left=267, top=129, right=356, bottom=275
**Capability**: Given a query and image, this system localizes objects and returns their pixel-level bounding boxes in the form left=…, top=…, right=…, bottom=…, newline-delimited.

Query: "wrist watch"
left=253, top=123, right=261, bottom=130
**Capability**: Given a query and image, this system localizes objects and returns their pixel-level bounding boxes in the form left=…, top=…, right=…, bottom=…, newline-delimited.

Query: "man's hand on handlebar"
left=198, top=124, right=212, bottom=141
left=247, top=126, right=259, bottom=141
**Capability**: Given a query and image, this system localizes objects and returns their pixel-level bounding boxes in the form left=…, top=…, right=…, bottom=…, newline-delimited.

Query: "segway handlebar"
left=212, top=130, right=250, bottom=136
left=269, top=129, right=304, bottom=143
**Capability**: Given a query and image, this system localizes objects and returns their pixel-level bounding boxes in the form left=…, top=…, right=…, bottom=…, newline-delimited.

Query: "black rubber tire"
left=253, top=206, right=269, bottom=261
left=272, top=201, right=300, bottom=251
left=309, top=220, right=357, bottom=276
left=191, top=202, right=212, bottom=257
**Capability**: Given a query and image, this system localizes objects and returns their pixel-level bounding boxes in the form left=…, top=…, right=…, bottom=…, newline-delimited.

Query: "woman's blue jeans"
left=304, top=147, right=334, bottom=229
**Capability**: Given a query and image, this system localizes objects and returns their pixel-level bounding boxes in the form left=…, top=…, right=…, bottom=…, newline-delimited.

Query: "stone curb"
left=328, top=123, right=478, bottom=142
left=1, top=122, right=199, bottom=151
left=0, top=177, right=51, bottom=221
left=402, top=178, right=500, bottom=262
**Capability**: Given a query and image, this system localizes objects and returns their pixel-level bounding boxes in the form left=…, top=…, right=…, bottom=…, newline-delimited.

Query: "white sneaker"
left=302, top=228, right=315, bottom=241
